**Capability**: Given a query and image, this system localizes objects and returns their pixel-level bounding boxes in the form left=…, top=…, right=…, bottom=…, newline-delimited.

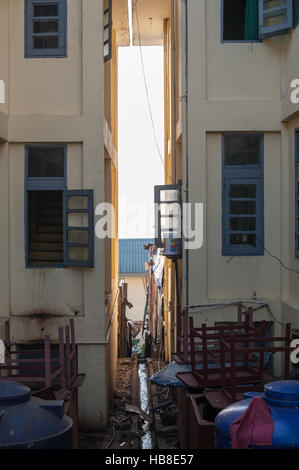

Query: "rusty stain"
left=10, top=313, right=72, bottom=319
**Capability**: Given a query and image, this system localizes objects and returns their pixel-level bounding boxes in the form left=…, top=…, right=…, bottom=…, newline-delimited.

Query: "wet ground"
left=79, top=356, right=179, bottom=450
left=138, top=362, right=153, bottom=449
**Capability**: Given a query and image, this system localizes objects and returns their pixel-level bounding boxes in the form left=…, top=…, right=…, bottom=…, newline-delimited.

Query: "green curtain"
left=244, top=0, right=259, bottom=40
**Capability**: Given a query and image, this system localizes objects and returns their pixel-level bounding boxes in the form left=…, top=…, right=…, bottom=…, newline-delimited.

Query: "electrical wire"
left=105, top=425, right=116, bottom=449
left=263, top=245, right=299, bottom=276
left=187, top=300, right=287, bottom=327
left=145, top=386, right=169, bottom=413
left=105, top=413, right=140, bottom=449
left=134, top=0, right=175, bottom=185
left=259, top=304, right=287, bottom=327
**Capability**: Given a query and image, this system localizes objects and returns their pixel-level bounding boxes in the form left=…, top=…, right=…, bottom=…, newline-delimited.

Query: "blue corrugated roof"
left=119, top=239, right=154, bottom=274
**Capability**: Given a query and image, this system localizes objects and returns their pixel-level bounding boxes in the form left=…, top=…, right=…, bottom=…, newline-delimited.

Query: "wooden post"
left=44, top=335, right=51, bottom=389
left=202, top=323, right=208, bottom=384
left=5, top=321, right=11, bottom=369
left=59, top=327, right=66, bottom=389
left=284, top=323, right=291, bottom=379
left=230, top=339, right=236, bottom=403
left=189, top=317, right=195, bottom=373
left=183, top=309, right=189, bottom=363
left=237, top=302, right=242, bottom=325
left=70, top=319, right=77, bottom=377
left=244, top=313, right=250, bottom=370
left=65, top=325, right=71, bottom=387
left=259, top=321, right=267, bottom=381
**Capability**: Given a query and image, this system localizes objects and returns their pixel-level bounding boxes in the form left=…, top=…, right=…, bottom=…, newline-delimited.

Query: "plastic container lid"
left=264, top=381, right=299, bottom=407
left=0, top=381, right=31, bottom=404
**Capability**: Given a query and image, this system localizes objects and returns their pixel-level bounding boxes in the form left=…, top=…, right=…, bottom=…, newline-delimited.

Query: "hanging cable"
left=262, top=245, right=299, bottom=276
left=134, top=0, right=175, bottom=184
left=187, top=300, right=287, bottom=327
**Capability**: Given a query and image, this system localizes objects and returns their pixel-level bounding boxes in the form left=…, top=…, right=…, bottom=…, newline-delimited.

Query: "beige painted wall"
left=280, top=29, right=299, bottom=313
left=281, top=27, right=299, bottom=121
left=0, top=0, right=126, bottom=430
left=180, top=0, right=299, bottom=348
left=186, top=0, right=282, bottom=307
left=0, top=0, right=8, bottom=116
left=123, top=274, right=147, bottom=323
left=281, top=114, right=299, bottom=320
left=206, top=132, right=281, bottom=300
left=9, top=0, right=82, bottom=116
left=8, top=143, right=86, bottom=318
left=206, top=3, right=281, bottom=102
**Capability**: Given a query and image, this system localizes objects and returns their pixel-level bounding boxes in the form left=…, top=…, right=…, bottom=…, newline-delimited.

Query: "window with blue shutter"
left=259, top=0, right=293, bottom=38
left=222, top=134, right=264, bottom=256
left=25, top=146, right=94, bottom=268
left=222, top=0, right=295, bottom=41
left=295, top=130, right=299, bottom=258
left=25, top=0, right=67, bottom=58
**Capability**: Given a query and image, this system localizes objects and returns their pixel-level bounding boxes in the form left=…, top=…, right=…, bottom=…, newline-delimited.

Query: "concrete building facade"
left=0, top=0, right=129, bottom=430
left=178, top=0, right=299, bottom=353
left=133, top=0, right=299, bottom=375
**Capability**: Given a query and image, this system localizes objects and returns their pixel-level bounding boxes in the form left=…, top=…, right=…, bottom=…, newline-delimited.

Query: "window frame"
left=63, top=190, right=94, bottom=268
left=295, top=129, right=299, bottom=258
left=221, top=0, right=261, bottom=43
left=25, top=145, right=95, bottom=269
left=25, top=0, right=67, bottom=58
left=222, top=133, right=264, bottom=257
left=25, top=144, right=67, bottom=191
left=104, top=0, right=112, bottom=63
left=25, top=144, right=67, bottom=269
left=154, top=183, right=182, bottom=249
left=221, top=0, right=294, bottom=42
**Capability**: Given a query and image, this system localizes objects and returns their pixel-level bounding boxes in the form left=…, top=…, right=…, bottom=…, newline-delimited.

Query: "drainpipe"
left=181, top=0, right=189, bottom=310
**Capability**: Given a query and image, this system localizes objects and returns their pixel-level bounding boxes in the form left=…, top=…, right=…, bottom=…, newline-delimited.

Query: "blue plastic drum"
left=215, top=381, right=299, bottom=449
left=0, top=381, right=73, bottom=449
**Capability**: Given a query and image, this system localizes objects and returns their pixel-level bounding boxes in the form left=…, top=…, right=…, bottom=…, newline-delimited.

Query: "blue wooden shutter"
left=296, top=131, right=299, bottom=258
left=223, top=178, right=264, bottom=256
left=222, top=134, right=264, bottom=257
left=63, top=190, right=94, bottom=267
left=259, top=0, right=293, bottom=38
left=104, top=0, right=112, bottom=62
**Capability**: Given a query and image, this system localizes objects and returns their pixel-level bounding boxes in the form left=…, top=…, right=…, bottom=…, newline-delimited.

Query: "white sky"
left=118, top=46, right=164, bottom=239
